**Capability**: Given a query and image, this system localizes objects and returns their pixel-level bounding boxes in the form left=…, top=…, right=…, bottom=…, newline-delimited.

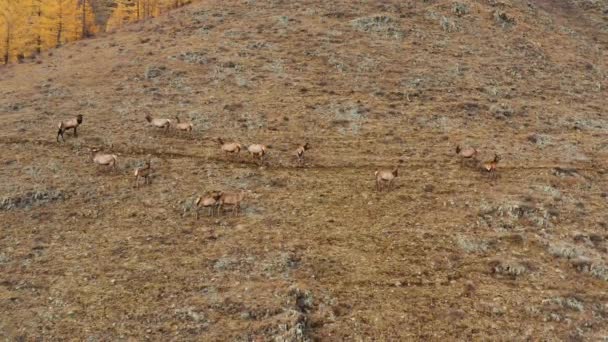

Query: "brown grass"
left=0, top=0, right=607, bottom=340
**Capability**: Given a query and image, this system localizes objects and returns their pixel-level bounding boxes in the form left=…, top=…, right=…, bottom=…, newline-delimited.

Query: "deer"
left=455, top=145, right=478, bottom=165
left=145, top=113, right=171, bottom=133
left=481, top=154, right=501, bottom=179
left=216, top=138, right=242, bottom=159
left=194, top=191, right=222, bottom=218
left=90, top=148, right=118, bottom=171
left=217, top=190, right=249, bottom=216
left=134, top=157, right=152, bottom=188
left=174, top=116, right=193, bottom=133
left=296, top=142, right=310, bottom=167
left=247, top=144, right=267, bottom=165
left=57, top=114, right=83, bottom=142
left=375, top=165, right=399, bottom=192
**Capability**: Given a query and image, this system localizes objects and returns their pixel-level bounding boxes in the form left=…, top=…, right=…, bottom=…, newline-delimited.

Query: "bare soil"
left=1, top=0, right=607, bottom=340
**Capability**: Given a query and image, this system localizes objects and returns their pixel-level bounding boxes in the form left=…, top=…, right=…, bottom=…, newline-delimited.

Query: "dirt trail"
left=1, top=0, right=607, bottom=340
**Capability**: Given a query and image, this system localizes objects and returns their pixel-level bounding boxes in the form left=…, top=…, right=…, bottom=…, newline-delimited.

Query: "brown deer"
left=134, top=158, right=152, bottom=188
left=296, top=142, right=310, bottom=167
left=57, top=114, right=83, bottom=142
left=375, top=165, right=399, bottom=192
left=482, top=154, right=501, bottom=179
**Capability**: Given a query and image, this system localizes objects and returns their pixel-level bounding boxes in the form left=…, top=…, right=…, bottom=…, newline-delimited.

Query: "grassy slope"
left=0, top=0, right=607, bottom=339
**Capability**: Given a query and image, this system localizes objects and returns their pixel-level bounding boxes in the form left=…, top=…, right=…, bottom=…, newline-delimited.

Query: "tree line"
left=0, top=0, right=191, bottom=64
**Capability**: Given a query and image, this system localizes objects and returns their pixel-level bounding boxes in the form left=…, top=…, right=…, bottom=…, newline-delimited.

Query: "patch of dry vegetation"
left=0, top=0, right=607, bottom=340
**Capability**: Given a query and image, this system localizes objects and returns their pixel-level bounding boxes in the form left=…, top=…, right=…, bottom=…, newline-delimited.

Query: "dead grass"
left=0, top=0, right=607, bottom=340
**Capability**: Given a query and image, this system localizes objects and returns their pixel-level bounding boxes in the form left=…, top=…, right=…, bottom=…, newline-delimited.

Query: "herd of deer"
left=56, top=114, right=500, bottom=216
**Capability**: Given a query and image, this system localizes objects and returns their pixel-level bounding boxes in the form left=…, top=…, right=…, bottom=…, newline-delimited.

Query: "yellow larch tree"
left=0, top=0, right=191, bottom=64
left=0, top=0, right=33, bottom=64
left=78, top=0, right=98, bottom=38
left=40, top=0, right=81, bottom=49
left=106, top=0, right=137, bottom=32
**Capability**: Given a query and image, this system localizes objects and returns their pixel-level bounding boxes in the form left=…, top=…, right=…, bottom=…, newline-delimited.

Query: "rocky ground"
left=1, top=0, right=607, bottom=340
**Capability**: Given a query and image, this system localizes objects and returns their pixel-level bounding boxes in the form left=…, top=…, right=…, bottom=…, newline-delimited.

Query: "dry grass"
left=0, top=0, right=607, bottom=340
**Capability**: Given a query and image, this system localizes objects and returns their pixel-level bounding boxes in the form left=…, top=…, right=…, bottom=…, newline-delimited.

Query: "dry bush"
left=478, top=199, right=551, bottom=230
left=350, top=15, right=404, bottom=39
left=455, top=235, right=492, bottom=253
left=0, top=189, right=66, bottom=211
left=571, top=257, right=608, bottom=282
left=440, top=16, right=458, bottom=32
left=453, top=3, right=470, bottom=17
left=548, top=242, right=583, bottom=260
left=489, top=259, right=530, bottom=278
left=542, top=296, right=585, bottom=312
left=492, top=10, right=516, bottom=29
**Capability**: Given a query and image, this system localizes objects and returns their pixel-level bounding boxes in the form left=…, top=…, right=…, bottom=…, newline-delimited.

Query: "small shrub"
left=493, top=10, right=515, bottom=29
left=548, top=243, right=582, bottom=260
left=455, top=235, right=491, bottom=253
left=440, top=16, right=458, bottom=32
left=590, top=263, right=608, bottom=281
left=0, top=190, right=66, bottom=211
left=489, top=260, right=529, bottom=278
left=145, top=65, right=166, bottom=79
left=452, top=3, right=469, bottom=17
left=173, top=51, right=209, bottom=65
left=571, top=257, right=608, bottom=282
left=543, top=297, right=585, bottom=312
left=490, top=103, right=514, bottom=119
left=351, top=15, right=404, bottom=39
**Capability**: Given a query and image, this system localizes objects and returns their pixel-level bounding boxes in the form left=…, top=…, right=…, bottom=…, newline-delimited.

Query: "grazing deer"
left=375, top=165, right=399, bottom=192
left=174, top=116, right=193, bottom=133
left=456, top=145, right=478, bottom=165
left=195, top=191, right=222, bottom=218
left=90, top=148, right=118, bottom=171
left=247, top=144, right=267, bottom=165
left=145, top=114, right=171, bottom=133
left=134, top=158, right=152, bottom=188
left=218, top=190, right=249, bottom=216
left=216, top=138, right=242, bottom=159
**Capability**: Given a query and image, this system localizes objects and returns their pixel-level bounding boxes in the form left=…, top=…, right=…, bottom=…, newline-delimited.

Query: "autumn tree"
left=0, top=0, right=32, bottom=64
left=36, top=0, right=93, bottom=49
left=0, top=0, right=190, bottom=64
left=78, top=0, right=98, bottom=38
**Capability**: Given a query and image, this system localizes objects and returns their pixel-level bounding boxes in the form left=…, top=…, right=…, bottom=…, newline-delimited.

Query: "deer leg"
left=73, top=126, right=78, bottom=137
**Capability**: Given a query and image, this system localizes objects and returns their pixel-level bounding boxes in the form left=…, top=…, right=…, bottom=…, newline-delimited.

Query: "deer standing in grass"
left=296, top=142, right=310, bottom=167
left=216, top=138, right=242, bottom=159
left=482, top=154, right=501, bottom=179
left=90, top=148, right=118, bottom=172
left=247, top=144, right=267, bottom=165
left=57, top=114, right=83, bottom=142
left=195, top=191, right=222, bottom=218
left=134, top=157, right=152, bottom=188
left=455, top=145, right=478, bottom=165
left=218, top=190, right=249, bottom=216
left=145, top=114, right=171, bottom=133
left=174, top=116, right=193, bottom=133
left=375, top=165, right=399, bottom=192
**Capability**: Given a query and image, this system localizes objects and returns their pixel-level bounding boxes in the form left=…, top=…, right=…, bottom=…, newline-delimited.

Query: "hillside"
left=1, top=0, right=607, bottom=340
